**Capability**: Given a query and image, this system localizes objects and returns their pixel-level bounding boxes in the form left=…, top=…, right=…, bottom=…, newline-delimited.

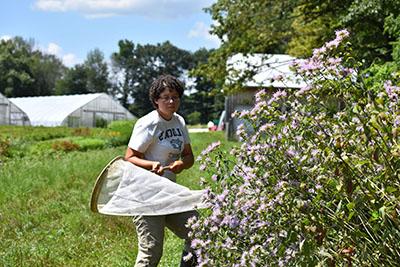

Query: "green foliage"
left=107, top=119, right=136, bottom=146
left=84, top=49, right=111, bottom=93
left=0, top=37, right=65, bottom=97
left=195, top=0, right=297, bottom=94
left=110, top=41, right=223, bottom=123
left=190, top=31, right=400, bottom=265
left=95, top=116, right=108, bottom=128
left=0, top=137, right=11, bottom=157
left=55, top=64, right=88, bottom=95
left=73, top=137, right=107, bottom=151
left=55, top=49, right=111, bottom=95
left=198, top=0, right=400, bottom=95
left=51, top=140, right=81, bottom=152
left=111, top=40, right=192, bottom=116
left=186, top=111, right=202, bottom=125
left=289, top=0, right=400, bottom=65
left=0, top=132, right=232, bottom=266
left=0, top=124, right=137, bottom=159
left=182, top=48, right=225, bottom=124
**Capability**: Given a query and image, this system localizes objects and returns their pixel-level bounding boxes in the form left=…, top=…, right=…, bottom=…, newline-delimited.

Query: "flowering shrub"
left=189, top=30, right=400, bottom=266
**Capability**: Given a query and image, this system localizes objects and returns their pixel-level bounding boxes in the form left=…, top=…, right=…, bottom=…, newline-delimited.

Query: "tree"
left=194, top=0, right=298, bottom=93
left=288, top=0, right=400, bottom=65
left=196, top=0, right=400, bottom=94
left=110, top=40, right=139, bottom=109
left=111, top=41, right=192, bottom=117
left=181, top=48, right=225, bottom=124
left=31, top=53, right=66, bottom=96
left=84, top=48, right=110, bottom=93
left=55, top=64, right=88, bottom=95
left=0, top=37, right=35, bottom=97
left=0, top=37, right=65, bottom=97
left=56, top=49, right=111, bottom=95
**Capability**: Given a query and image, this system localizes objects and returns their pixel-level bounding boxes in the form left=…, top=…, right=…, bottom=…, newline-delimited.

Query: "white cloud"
left=0, top=35, right=12, bottom=41
left=84, top=13, right=117, bottom=19
left=188, top=21, right=220, bottom=46
left=33, top=0, right=215, bottom=19
left=46, top=42, right=63, bottom=55
left=62, top=53, right=80, bottom=67
left=0, top=36, right=79, bottom=67
left=41, top=42, right=81, bottom=67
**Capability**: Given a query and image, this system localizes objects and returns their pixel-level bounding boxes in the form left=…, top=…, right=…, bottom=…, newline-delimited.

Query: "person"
left=124, top=74, right=197, bottom=267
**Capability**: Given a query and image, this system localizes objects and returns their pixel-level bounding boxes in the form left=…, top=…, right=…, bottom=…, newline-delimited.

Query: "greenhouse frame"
left=9, top=93, right=135, bottom=127
left=0, top=93, right=30, bottom=126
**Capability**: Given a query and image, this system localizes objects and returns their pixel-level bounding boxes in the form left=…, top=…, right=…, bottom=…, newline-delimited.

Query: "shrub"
left=187, top=111, right=202, bottom=125
left=107, top=119, right=136, bottom=146
left=73, top=127, right=92, bottom=136
left=189, top=30, right=400, bottom=266
left=95, top=117, right=108, bottom=128
left=52, top=140, right=80, bottom=152
left=73, top=137, right=106, bottom=151
left=0, top=138, right=11, bottom=157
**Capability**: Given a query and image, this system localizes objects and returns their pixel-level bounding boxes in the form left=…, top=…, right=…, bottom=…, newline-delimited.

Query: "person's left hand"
left=168, top=160, right=185, bottom=174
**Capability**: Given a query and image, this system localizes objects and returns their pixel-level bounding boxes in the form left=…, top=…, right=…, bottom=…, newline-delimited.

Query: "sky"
left=0, top=0, right=220, bottom=67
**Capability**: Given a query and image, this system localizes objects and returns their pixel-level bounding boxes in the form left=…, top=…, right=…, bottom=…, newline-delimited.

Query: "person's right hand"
left=151, top=161, right=164, bottom=175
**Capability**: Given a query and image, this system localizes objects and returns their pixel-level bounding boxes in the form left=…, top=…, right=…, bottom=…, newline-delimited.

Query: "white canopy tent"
left=9, top=93, right=135, bottom=127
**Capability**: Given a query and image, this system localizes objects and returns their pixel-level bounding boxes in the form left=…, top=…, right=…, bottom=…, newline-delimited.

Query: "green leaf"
left=346, top=202, right=355, bottom=211
left=386, top=186, right=397, bottom=194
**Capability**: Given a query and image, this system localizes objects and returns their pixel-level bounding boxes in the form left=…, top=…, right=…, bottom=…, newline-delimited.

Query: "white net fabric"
left=91, top=157, right=206, bottom=216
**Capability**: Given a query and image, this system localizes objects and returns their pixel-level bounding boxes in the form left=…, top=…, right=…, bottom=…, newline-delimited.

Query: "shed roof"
left=9, top=93, right=105, bottom=126
left=227, top=53, right=306, bottom=89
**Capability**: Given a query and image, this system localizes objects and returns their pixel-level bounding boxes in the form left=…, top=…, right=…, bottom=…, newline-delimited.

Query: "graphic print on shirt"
left=158, top=127, right=184, bottom=151
left=170, top=138, right=183, bottom=150
left=158, top=128, right=183, bottom=141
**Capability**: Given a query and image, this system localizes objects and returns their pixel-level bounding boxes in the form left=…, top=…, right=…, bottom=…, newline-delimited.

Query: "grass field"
left=0, top=128, right=235, bottom=267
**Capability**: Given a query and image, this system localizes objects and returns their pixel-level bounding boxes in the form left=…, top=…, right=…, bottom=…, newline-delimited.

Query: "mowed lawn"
left=0, top=131, right=235, bottom=267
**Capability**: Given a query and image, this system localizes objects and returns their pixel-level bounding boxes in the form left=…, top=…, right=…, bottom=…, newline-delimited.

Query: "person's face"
left=155, top=88, right=180, bottom=119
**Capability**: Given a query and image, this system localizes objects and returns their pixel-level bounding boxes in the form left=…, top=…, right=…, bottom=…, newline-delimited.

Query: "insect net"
left=90, top=157, right=206, bottom=216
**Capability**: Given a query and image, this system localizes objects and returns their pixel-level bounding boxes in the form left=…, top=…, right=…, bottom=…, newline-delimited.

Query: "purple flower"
left=201, top=141, right=221, bottom=156
left=273, top=90, right=287, bottom=99
left=395, top=115, right=400, bottom=127
left=273, top=74, right=284, bottom=81
left=384, top=80, right=400, bottom=100
left=228, top=216, right=240, bottom=228
left=199, top=164, right=206, bottom=171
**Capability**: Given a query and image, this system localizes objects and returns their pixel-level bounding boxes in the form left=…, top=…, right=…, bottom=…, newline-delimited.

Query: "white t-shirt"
left=128, top=110, right=191, bottom=181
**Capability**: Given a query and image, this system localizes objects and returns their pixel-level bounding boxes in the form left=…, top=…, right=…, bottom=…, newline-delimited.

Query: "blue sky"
left=0, top=0, right=219, bottom=67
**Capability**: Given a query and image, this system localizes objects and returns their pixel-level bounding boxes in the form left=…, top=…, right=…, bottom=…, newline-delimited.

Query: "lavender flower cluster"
left=188, top=30, right=400, bottom=266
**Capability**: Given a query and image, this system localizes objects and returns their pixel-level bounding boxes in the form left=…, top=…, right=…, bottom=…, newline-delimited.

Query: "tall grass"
left=0, top=131, right=234, bottom=266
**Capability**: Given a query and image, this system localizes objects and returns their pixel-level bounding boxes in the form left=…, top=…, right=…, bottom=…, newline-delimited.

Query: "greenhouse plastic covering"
left=90, top=157, right=206, bottom=216
left=9, top=94, right=103, bottom=126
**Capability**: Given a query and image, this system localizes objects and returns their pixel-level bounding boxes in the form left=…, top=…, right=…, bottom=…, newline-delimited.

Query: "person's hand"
left=168, top=160, right=185, bottom=174
left=151, top=161, right=164, bottom=175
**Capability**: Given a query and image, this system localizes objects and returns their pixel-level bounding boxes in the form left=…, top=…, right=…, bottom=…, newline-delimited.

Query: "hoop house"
left=0, top=93, right=30, bottom=126
left=9, top=93, right=135, bottom=127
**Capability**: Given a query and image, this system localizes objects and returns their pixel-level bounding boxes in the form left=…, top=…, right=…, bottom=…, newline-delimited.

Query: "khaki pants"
left=133, top=210, right=198, bottom=267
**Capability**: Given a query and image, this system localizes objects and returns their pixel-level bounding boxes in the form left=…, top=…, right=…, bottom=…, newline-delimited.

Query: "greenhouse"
left=0, top=93, right=30, bottom=126
left=9, top=93, right=135, bottom=127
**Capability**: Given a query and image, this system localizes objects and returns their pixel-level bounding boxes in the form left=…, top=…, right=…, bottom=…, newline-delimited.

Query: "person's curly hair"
left=149, top=75, right=184, bottom=108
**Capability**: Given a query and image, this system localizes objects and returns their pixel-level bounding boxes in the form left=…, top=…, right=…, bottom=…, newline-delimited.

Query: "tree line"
left=0, top=37, right=223, bottom=124
left=2, top=0, right=400, bottom=124
left=196, top=0, right=400, bottom=93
